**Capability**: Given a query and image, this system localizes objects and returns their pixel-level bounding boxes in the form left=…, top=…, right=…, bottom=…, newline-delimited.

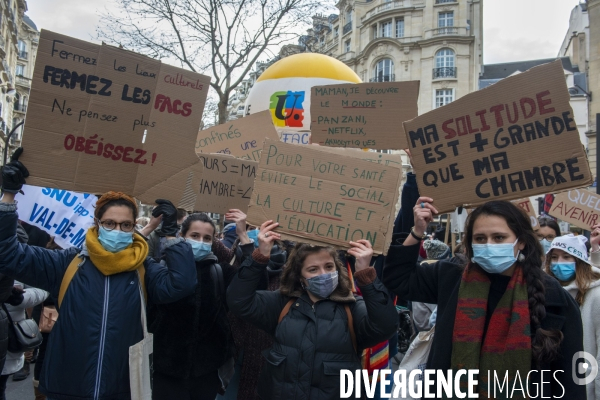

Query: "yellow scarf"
left=86, top=227, right=148, bottom=277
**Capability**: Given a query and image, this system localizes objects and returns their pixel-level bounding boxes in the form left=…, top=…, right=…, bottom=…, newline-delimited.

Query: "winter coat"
left=150, top=254, right=236, bottom=379
left=2, top=283, right=48, bottom=375
left=227, top=255, right=398, bottom=400
left=563, top=260, right=600, bottom=400
left=382, top=234, right=586, bottom=399
left=0, top=202, right=197, bottom=400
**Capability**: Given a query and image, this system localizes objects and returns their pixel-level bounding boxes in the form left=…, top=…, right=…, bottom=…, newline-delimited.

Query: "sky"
left=25, top=0, right=584, bottom=66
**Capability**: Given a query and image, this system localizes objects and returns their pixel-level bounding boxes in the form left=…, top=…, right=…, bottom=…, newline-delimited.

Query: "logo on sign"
left=269, top=91, right=305, bottom=128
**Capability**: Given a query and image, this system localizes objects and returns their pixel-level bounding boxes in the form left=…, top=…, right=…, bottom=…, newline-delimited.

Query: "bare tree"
left=97, top=0, right=325, bottom=124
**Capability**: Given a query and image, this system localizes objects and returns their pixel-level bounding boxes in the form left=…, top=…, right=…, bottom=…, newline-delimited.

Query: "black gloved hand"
left=152, top=199, right=178, bottom=236
left=5, top=287, right=24, bottom=306
left=1, top=147, right=29, bottom=194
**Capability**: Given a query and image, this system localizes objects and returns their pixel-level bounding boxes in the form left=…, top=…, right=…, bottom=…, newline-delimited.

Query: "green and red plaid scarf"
left=449, top=263, right=531, bottom=399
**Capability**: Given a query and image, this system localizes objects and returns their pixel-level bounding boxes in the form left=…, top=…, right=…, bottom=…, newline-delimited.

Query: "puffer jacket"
left=0, top=202, right=197, bottom=400
left=150, top=254, right=236, bottom=379
left=227, top=254, right=398, bottom=400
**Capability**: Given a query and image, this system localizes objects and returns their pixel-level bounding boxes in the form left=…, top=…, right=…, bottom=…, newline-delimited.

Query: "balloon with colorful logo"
left=244, top=53, right=361, bottom=144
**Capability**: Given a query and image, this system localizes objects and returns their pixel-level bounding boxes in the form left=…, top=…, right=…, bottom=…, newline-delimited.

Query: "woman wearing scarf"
left=227, top=220, right=398, bottom=399
left=383, top=197, right=585, bottom=399
left=546, top=232, right=600, bottom=400
left=0, top=148, right=197, bottom=400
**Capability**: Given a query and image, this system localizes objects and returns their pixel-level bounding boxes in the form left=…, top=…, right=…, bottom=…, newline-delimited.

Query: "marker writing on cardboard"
left=63, top=134, right=157, bottom=166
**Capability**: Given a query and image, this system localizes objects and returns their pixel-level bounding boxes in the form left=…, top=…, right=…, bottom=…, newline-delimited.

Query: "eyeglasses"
left=97, top=219, right=135, bottom=232
left=536, top=234, right=556, bottom=241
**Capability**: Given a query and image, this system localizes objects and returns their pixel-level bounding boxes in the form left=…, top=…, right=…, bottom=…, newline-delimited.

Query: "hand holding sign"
left=257, top=220, right=281, bottom=258
left=347, top=240, right=374, bottom=272
left=1, top=147, right=29, bottom=194
left=413, top=197, right=438, bottom=238
left=224, top=209, right=250, bottom=244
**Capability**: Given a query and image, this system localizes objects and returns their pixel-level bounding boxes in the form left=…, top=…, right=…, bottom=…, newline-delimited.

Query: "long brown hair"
left=280, top=244, right=353, bottom=298
left=465, top=201, right=563, bottom=366
left=545, top=253, right=600, bottom=306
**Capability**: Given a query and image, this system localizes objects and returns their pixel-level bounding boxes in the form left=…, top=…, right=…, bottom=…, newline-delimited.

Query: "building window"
left=438, top=11, right=454, bottom=34
left=396, top=19, right=405, bottom=38
left=334, top=26, right=339, bottom=37
left=17, top=40, right=26, bottom=59
left=372, top=25, right=377, bottom=39
left=436, top=0, right=455, bottom=3
left=15, top=64, right=24, bottom=76
left=381, top=21, right=392, bottom=38
left=345, top=39, right=351, bottom=52
left=373, top=59, right=394, bottom=82
left=435, top=89, right=454, bottom=108
left=433, top=48, right=456, bottom=78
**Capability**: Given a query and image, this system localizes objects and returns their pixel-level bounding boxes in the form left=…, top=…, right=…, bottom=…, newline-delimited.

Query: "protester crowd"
left=0, top=147, right=597, bottom=400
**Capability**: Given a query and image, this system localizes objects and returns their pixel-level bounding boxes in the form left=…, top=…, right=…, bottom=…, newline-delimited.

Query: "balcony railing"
left=424, top=26, right=469, bottom=39
left=16, top=75, right=30, bottom=87
left=18, top=51, right=27, bottom=60
left=433, top=67, right=457, bottom=79
left=435, top=0, right=456, bottom=3
left=362, top=0, right=425, bottom=22
left=343, top=21, right=352, bottom=34
left=370, top=74, right=395, bottom=82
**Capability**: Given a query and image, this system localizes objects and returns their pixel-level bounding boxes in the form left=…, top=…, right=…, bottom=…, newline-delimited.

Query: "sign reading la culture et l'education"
left=21, top=30, right=210, bottom=206
left=310, top=81, right=419, bottom=150
left=247, top=139, right=402, bottom=255
left=403, top=60, right=592, bottom=214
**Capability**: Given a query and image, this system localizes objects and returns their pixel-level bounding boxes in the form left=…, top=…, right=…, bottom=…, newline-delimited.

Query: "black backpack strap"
left=211, top=263, right=225, bottom=301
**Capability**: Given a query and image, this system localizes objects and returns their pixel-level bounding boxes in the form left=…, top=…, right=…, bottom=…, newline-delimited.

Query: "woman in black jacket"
left=227, top=220, right=398, bottom=400
left=383, top=197, right=586, bottom=399
left=151, top=211, right=251, bottom=400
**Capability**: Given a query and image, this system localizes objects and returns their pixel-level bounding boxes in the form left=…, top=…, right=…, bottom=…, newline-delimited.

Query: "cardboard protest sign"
left=15, top=185, right=97, bottom=248
left=549, top=189, right=600, bottom=230
left=511, top=197, right=539, bottom=229
left=403, top=60, right=592, bottom=213
left=246, top=139, right=402, bottom=254
left=195, top=111, right=277, bottom=161
left=20, top=30, right=209, bottom=206
left=310, top=81, right=419, bottom=150
left=195, top=154, right=258, bottom=214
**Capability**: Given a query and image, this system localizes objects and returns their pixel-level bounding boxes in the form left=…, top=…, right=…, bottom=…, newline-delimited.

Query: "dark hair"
left=181, top=213, right=216, bottom=237
left=96, top=199, right=138, bottom=221
left=177, top=208, right=188, bottom=221
left=538, top=216, right=561, bottom=237
left=280, top=243, right=352, bottom=298
left=465, top=201, right=563, bottom=366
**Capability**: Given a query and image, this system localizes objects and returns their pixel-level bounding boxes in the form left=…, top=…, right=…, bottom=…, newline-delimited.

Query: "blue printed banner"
left=15, top=185, right=97, bottom=249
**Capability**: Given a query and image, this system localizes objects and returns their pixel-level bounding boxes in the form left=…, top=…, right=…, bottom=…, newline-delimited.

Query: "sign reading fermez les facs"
left=21, top=30, right=210, bottom=205
left=403, top=60, right=592, bottom=213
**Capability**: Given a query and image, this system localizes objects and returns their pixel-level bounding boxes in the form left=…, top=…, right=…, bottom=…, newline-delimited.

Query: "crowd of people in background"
left=0, top=147, right=597, bottom=400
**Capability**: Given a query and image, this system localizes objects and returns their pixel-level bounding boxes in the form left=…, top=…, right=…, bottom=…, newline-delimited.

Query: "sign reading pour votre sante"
left=21, top=30, right=210, bottom=206
left=403, top=60, right=592, bottom=214
left=246, top=139, right=402, bottom=255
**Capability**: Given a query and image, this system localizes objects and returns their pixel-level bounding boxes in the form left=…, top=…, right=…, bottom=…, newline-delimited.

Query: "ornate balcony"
left=433, top=67, right=457, bottom=79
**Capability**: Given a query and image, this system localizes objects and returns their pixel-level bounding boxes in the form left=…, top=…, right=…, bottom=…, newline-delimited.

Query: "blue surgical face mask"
left=540, top=239, right=552, bottom=254
left=98, top=226, right=133, bottom=253
left=247, top=229, right=259, bottom=248
left=472, top=238, right=519, bottom=274
left=304, top=271, right=339, bottom=299
left=551, top=262, right=576, bottom=281
left=188, top=239, right=212, bottom=261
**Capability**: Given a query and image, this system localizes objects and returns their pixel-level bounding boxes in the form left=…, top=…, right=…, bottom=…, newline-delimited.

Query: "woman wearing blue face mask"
left=151, top=211, right=251, bottom=400
left=383, top=197, right=585, bottom=399
left=227, top=221, right=398, bottom=400
left=546, top=233, right=600, bottom=400
left=536, top=216, right=561, bottom=255
left=0, top=148, right=197, bottom=400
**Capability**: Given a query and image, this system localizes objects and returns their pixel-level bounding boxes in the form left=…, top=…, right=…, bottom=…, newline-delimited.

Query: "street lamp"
left=2, top=120, right=24, bottom=166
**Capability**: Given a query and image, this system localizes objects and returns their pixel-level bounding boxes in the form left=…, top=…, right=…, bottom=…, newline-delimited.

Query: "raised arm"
left=382, top=196, right=442, bottom=304
left=226, top=221, right=286, bottom=335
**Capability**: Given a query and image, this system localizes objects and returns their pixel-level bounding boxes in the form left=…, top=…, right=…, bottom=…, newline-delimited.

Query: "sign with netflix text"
left=403, top=61, right=592, bottom=213
left=21, top=30, right=210, bottom=206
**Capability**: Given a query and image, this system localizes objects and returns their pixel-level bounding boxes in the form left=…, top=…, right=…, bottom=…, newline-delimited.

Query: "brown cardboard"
left=246, top=139, right=402, bottom=255
left=548, top=190, right=600, bottom=230
left=511, top=197, right=539, bottom=229
left=310, top=81, right=419, bottom=150
left=403, top=60, right=592, bottom=213
left=195, top=111, right=278, bottom=161
left=194, top=154, right=258, bottom=214
left=20, top=30, right=210, bottom=206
